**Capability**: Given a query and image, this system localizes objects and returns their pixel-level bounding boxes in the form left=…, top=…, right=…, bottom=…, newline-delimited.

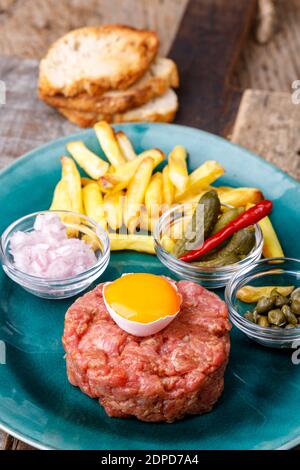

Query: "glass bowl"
left=225, top=257, right=300, bottom=348
left=154, top=204, right=263, bottom=288
left=0, top=211, right=110, bottom=299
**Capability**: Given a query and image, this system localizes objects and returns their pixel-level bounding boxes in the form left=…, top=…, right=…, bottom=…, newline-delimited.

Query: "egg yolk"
left=104, top=273, right=181, bottom=323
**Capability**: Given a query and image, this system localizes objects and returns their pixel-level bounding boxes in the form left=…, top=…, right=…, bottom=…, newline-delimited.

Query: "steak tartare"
left=62, top=280, right=231, bottom=422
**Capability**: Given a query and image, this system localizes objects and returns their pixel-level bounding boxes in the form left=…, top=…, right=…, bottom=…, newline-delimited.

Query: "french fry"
left=50, top=179, right=72, bottom=210
left=168, top=146, right=188, bottom=192
left=115, top=131, right=137, bottom=161
left=246, top=203, right=284, bottom=258
left=174, top=161, right=224, bottom=202
left=109, top=233, right=155, bottom=254
left=138, top=205, right=159, bottom=233
left=81, top=177, right=94, bottom=187
left=160, top=235, right=176, bottom=253
left=175, top=189, right=209, bottom=205
left=103, top=191, right=124, bottom=231
left=218, top=188, right=263, bottom=208
left=162, top=165, right=175, bottom=204
left=124, top=157, right=154, bottom=233
left=259, top=216, right=284, bottom=258
left=50, top=174, right=78, bottom=237
left=99, top=149, right=164, bottom=193
left=145, top=172, right=163, bottom=219
left=61, top=156, right=83, bottom=213
left=82, top=181, right=107, bottom=229
left=94, top=121, right=126, bottom=167
left=236, top=285, right=294, bottom=303
left=215, top=185, right=234, bottom=193
left=66, top=141, right=109, bottom=179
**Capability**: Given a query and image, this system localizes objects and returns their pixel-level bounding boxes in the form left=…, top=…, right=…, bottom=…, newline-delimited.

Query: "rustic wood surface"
left=170, top=0, right=257, bottom=133
left=231, top=89, right=300, bottom=181
left=0, top=0, right=300, bottom=452
left=1, top=0, right=300, bottom=92
left=0, top=0, right=188, bottom=58
left=234, top=0, right=300, bottom=92
left=0, top=55, right=79, bottom=171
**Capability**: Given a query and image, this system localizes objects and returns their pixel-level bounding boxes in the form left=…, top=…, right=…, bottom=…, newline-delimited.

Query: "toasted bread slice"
left=39, top=58, right=179, bottom=114
left=39, top=25, right=159, bottom=97
left=58, top=89, right=178, bottom=128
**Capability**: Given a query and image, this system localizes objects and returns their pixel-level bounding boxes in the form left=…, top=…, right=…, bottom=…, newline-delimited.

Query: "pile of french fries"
left=50, top=120, right=283, bottom=257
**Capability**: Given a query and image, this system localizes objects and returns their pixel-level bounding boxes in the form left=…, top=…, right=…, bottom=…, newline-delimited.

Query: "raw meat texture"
left=63, top=280, right=231, bottom=422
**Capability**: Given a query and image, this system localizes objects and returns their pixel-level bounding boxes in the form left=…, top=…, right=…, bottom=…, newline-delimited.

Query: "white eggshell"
left=102, top=275, right=181, bottom=337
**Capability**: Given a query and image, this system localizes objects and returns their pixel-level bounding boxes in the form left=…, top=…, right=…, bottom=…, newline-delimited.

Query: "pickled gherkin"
left=173, top=190, right=221, bottom=257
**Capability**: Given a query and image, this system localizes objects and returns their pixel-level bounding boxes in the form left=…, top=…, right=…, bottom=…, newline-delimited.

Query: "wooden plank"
left=231, top=89, right=300, bottom=181
left=0, top=0, right=188, bottom=59
left=169, top=0, right=257, bottom=134
left=0, top=55, right=79, bottom=169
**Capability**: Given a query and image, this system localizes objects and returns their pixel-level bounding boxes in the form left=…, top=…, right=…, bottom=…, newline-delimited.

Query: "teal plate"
left=1, top=123, right=300, bottom=450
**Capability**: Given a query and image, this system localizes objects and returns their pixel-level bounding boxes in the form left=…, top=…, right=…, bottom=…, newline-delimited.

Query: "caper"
left=285, top=324, right=296, bottom=329
left=291, top=299, right=300, bottom=315
left=291, top=288, right=300, bottom=301
left=282, top=304, right=291, bottom=315
left=253, top=310, right=259, bottom=324
left=282, top=305, right=298, bottom=325
left=244, top=311, right=255, bottom=323
left=256, top=296, right=275, bottom=314
left=257, top=316, right=270, bottom=328
left=268, top=309, right=286, bottom=326
left=273, top=293, right=289, bottom=308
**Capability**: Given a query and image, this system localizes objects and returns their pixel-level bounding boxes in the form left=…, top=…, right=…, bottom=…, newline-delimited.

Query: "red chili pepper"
left=180, top=200, right=273, bottom=263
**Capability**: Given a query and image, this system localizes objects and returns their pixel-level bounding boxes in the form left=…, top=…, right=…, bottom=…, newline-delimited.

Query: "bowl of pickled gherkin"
left=225, top=257, right=300, bottom=348
left=154, top=190, right=264, bottom=288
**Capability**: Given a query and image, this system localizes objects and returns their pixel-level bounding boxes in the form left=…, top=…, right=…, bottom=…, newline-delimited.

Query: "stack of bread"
left=38, top=25, right=179, bottom=128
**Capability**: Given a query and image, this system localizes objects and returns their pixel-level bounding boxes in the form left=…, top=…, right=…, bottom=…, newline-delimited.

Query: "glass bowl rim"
left=153, top=203, right=264, bottom=274
left=225, top=256, right=300, bottom=340
left=0, top=210, right=110, bottom=284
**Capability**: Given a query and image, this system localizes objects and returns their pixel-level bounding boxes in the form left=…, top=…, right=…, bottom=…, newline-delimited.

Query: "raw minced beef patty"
left=62, top=280, right=231, bottom=422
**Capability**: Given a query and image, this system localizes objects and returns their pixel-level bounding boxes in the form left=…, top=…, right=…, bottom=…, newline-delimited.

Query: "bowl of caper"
left=225, top=257, right=300, bottom=348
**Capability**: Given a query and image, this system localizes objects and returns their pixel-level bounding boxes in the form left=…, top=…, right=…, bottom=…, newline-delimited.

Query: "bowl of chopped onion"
left=0, top=211, right=110, bottom=299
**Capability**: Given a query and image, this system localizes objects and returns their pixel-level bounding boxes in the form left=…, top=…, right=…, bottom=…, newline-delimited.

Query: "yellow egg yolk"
left=104, top=273, right=181, bottom=323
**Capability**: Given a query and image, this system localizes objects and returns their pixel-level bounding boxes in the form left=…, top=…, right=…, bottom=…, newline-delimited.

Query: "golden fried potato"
left=81, top=177, right=94, bottom=187
left=61, top=156, right=83, bottom=213
left=115, top=131, right=137, bottom=161
left=162, top=165, right=175, bottom=204
left=259, top=216, right=284, bottom=258
left=219, top=188, right=263, bottom=207
left=175, top=161, right=224, bottom=202
left=237, top=285, right=294, bottom=303
left=245, top=202, right=283, bottom=257
left=175, top=189, right=209, bottom=205
left=138, top=205, right=159, bottom=233
left=94, top=121, right=126, bottom=168
left=109, top=233, right=155, bottom=254
left=168, top=146, right=188, bottom=192
left=99, top=149, right=164, bottom=193
left=103, top=191, right=124, bottom=231
left=145, top=172, right=163, bottom=219
left=124, top=157, right=154, bottom=233
left=66, top=141, right=109, bottom=179
left=82, top=182, right=107, bottom=229
left=50, top=179, right=72, bottom=210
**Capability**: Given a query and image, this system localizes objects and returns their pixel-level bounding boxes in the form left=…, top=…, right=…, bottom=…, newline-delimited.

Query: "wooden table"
left=0, top=0, right=299, bottom=451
